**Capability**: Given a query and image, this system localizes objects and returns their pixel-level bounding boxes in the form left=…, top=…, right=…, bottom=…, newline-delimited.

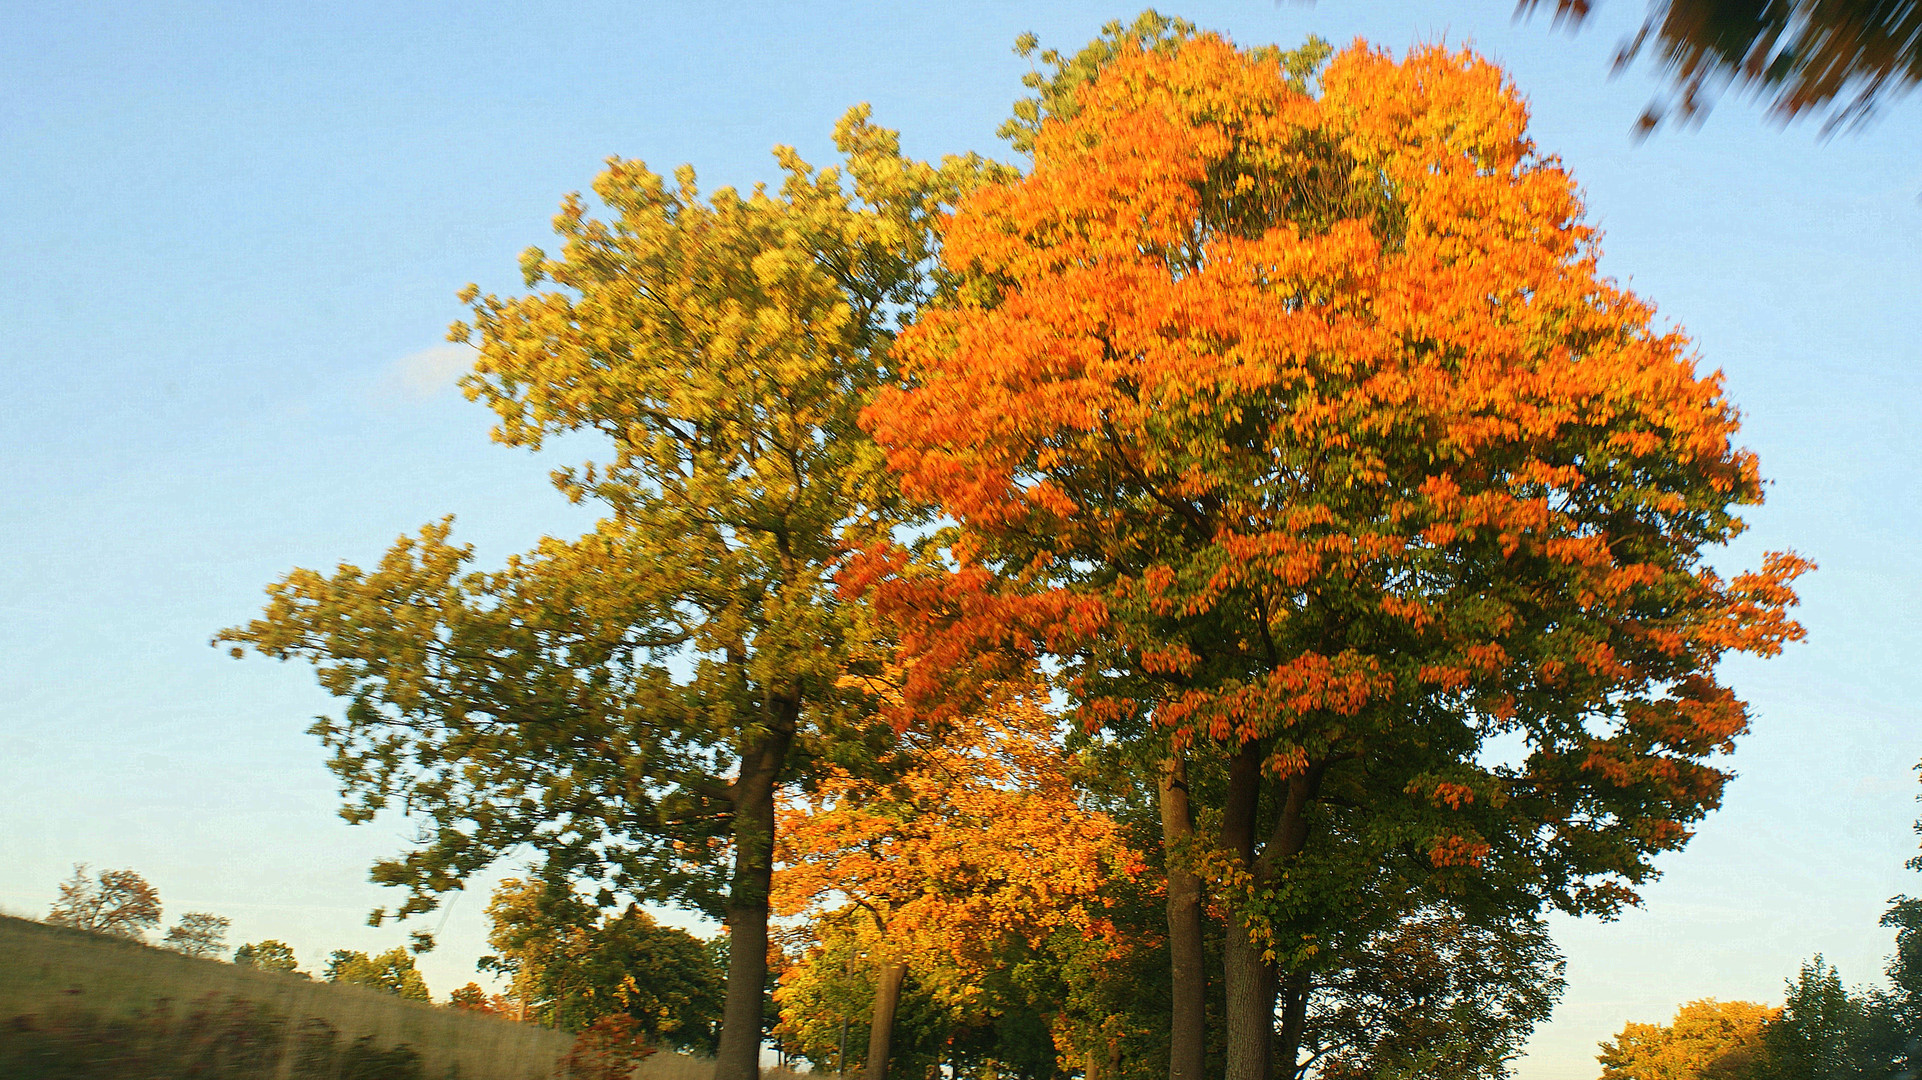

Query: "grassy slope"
left=0, top=914, right=571, bottom=1079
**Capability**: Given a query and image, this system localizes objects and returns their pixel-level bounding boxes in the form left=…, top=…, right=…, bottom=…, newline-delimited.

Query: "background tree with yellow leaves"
left=1599, top=998, right=1779, bottom=1080
left=773, top=688, right=1144, bottom=1080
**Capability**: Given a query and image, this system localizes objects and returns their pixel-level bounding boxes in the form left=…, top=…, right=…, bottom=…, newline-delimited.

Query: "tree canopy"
left=482, top=876, right=724, bottom=1048
left=163, top=912, right=231, bottom=960
left=219, top=107, right=995, bottom=1080
left=324, top=947, right=432, bottom=1001
left=233, top=939, right=302, bottom=974
left=1599, top=998, right=1779, bottom=1080
left=774, top=686, right=1142, bottom=1080
left=864, top=26, right=1807, bottom=1080
left=46, top=864, right=163, bottom=942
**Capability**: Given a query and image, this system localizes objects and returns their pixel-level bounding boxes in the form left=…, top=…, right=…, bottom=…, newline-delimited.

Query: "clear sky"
left=1, top=3, right=1917, bottom=1077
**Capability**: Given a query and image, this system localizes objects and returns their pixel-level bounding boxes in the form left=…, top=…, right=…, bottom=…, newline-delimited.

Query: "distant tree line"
left=37, top=864, right=465, bottom=1009
left=1599, top=797, right=1922, bottom=1080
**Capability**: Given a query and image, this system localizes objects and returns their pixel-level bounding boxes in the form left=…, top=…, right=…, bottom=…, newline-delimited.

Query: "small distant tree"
left=164, top=912, right=231, bottom=959
left=449, top=981, right=517, bottom=1016
left=482, top=877, right=724, bottom=1047
left=558, top=1014, right=654, bottom=1080
left=1598, top=998, right=1779, bottom=1080
left=233, top=939, right=301, bottom=974
left=46, top=864, right=162, bottom=941
left=325, top=947, right=432, bottom=1001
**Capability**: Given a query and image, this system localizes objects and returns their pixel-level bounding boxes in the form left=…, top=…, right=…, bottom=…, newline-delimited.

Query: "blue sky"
left=1, top=3, right=1918, bottom=1077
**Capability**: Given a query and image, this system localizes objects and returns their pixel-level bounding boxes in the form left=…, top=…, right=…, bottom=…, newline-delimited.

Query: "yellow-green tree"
left=232, top=939, right=301, bottom=974
left=218, top=109, right=994, bottom=1080
left=1599, top=998, right=1779, bottom=1080
left=325, top=948, right=432, bottom=1001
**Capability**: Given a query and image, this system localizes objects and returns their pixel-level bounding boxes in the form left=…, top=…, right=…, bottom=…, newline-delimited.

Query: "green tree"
left=480, top=877, right=577, bottom=1023
left=233, top=939, right=302, bottom=974
left=45, top=864, right=162, bottom=942
left=1302, top=908, right=1563, bottom=1080
left=1750, top=958, right=1875, bottom=1080
left=325, top=947, right=432, bottom=1001
left=1864, top=791, right=1922, bottom=1079
left=483, top=877, right=725, bottom=1048
left=163, top=911, right=231, bottom=959
left=218, top=112, right=996, bottom=1080
left=553, top=907, right=723, bottom=1048
left=773, top=918, right=988, bottom=1080
left=1868, top=894, right=1922, bottom=1078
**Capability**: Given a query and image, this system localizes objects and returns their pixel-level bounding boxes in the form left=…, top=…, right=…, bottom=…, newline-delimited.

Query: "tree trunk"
left=1274, top=968, right=1310, bottom=1080
left=1220, top=751, right=1327, bottom=1080
left=864, top=961, right=909, bottom=1080
left=1220, top=743, right=1275, bottom=1080
left=715, top=720, right=797, bottom=1080
left=1260, top=769, right=1323, bottom=1080
left=1222, top=914, right=1277, bottom=1080
left=1159, top=756, right=1207, bottom=1080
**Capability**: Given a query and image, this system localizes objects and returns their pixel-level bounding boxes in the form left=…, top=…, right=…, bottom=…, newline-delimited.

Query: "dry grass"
left=0, top=913, right=571, bottom=1079
left=634, top=1055, right=823, bottom=1080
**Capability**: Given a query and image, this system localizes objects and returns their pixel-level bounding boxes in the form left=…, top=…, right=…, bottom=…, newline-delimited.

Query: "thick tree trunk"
left=1159, top=756, right=1207, bottom=1080
left=715, top=720, right=797, bottom=1080
left=864, top=961, right=909, bottom=1080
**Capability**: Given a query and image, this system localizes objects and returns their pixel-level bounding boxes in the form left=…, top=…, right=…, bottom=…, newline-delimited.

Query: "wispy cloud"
left=381, top=344, right=474, bottom=402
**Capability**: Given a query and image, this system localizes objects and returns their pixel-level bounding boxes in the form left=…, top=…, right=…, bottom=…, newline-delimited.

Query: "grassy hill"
left=0, top=913, right=571, bottom=1079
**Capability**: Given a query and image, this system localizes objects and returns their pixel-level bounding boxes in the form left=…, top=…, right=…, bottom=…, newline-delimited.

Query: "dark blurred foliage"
left=1520, top=0, right=1920, bottom=131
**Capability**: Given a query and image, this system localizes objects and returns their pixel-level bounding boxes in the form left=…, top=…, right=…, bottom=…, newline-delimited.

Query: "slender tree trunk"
left=1273, top=969, right=1310, bottom=1080
left=1261, top=769, right=1323, bottom=1080
left=864, top=962, right=909, bottom=1080
left=1159, top=756, right=1207, bottom=1080
left=1220, top=743, right=1274, bottom=1080
left=715, top=718, right=797, bottom=1080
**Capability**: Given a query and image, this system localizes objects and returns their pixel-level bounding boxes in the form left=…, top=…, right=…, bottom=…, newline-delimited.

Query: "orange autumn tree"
left=1598, top=998, right=1780, bottom=1080
left=773, top=687, right=1142, bottom=1080
left=863, top=28, right=1809, bottom=1080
